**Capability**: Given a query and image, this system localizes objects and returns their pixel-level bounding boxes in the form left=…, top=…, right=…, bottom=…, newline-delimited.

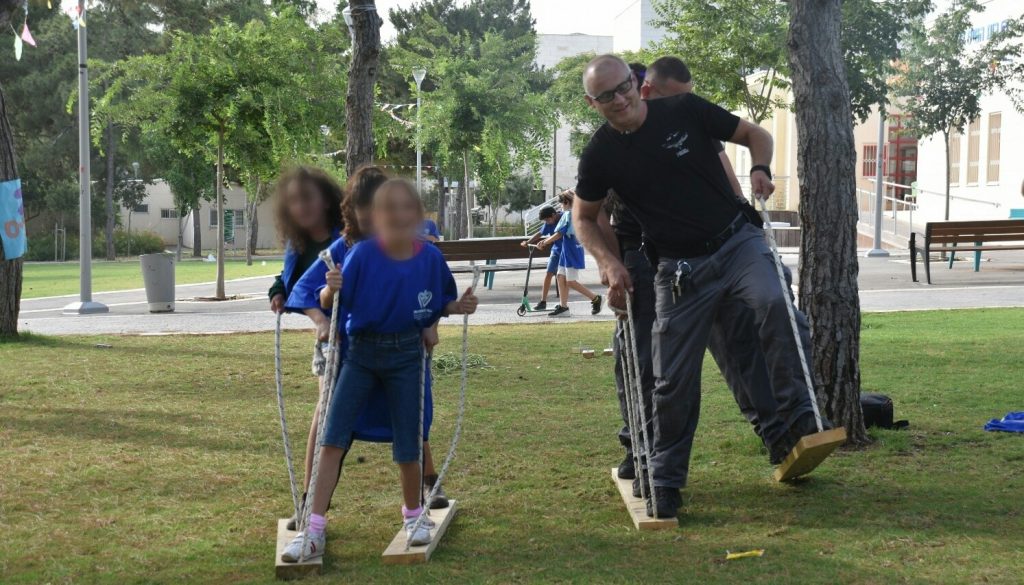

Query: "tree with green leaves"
left=390, top=0, right=553, bottom=239
left=895, top=1, right=1024, bottom=220
left=652, top=0, right=931, bottom=124
left=652, top=0, right=789, bottom=123
left=97, top=10, right=345, bottom=291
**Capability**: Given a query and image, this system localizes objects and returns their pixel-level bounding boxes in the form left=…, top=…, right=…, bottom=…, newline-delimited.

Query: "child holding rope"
left=271, top=166, right=344, bottom=529
left=282, top=179, right=478, bottom=561
left=285, top=167, right=449, bottom=531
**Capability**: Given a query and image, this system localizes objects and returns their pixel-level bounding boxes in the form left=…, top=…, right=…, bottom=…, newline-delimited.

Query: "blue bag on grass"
left=984, top=412, right=1024, bottom=433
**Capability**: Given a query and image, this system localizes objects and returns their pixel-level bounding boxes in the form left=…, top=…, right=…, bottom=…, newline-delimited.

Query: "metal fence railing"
left=856, top=188, right=919, bottom=244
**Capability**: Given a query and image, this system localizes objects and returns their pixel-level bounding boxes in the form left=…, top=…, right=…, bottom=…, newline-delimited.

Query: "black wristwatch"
left=750, top=165, right=773, bottom=180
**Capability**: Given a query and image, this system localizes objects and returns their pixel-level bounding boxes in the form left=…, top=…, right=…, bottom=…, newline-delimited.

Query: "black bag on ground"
left=861, top=393, right=909, bottom=429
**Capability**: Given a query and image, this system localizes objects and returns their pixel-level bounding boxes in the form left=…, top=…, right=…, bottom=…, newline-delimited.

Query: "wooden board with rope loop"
left=381, top=500, right=459, bottom=564
left=275, top=518, right=322, bottom=580
left=610, top=469, right=678, bottom=531
left=773, top=427, right=847, bottom=482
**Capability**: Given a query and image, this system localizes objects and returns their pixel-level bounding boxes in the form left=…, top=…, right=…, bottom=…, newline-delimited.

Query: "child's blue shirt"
left=541, top=216, right=562, bottom=256
left=285, top=237, right=349, bottom=312
left=341, top=239, right=458, bottom=335
left=419, top=219, right=441, bottom=241
left=556, top=210, right=586, bottom=269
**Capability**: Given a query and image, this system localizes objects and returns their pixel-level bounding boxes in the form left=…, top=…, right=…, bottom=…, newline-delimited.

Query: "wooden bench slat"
left=927, top=245, right=1024, bottom=252
left=929, top=234, right=1024, bottom=244
left=911, top=219, right=1024, bottom=284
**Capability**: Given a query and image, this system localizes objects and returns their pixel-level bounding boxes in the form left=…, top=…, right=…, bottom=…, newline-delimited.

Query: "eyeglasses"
left=589, top=76, right=633, bottom=104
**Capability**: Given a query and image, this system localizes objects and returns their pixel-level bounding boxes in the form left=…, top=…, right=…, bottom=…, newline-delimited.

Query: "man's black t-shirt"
left=577, top=93, right=741, bottom=255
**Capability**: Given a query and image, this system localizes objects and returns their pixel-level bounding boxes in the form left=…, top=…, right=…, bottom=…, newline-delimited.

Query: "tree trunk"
left=192, top=206, right=202, bottom=258
left=0, top=82, right=23, bottom=338
left=454, top=181, right=466, bottom=240
left=104, top=121, right=116, bottom=260
left=245, top=196, right=259, bottom=267
left=463, top=150, right=472, bottom=239
left=215, top=128, right=226, bottom=299
left=943, top=129, right=951, bottom=221
left=176, top=211, right=184, bottom=262
left=787, top=0, right=868, bottom=445
left=435, top=167, right=446, bottom=236
left=344, top=1, right=381, bottom=177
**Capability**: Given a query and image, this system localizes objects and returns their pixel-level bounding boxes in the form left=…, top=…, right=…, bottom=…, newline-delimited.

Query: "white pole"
left=866, top=109, right=890, bottom=258
left=64, top=1, right=108, bottom=315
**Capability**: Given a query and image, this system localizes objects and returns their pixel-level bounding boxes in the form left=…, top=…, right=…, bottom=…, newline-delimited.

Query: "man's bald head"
left=581, top=54, right=645, bottom=132
left=583, top=54, right=631, bottom=96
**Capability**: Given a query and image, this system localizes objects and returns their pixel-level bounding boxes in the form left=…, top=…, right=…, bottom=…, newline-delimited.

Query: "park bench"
left=436, top=236, right=536, bottom=289
left=909, top=219, right=1024, bottom=284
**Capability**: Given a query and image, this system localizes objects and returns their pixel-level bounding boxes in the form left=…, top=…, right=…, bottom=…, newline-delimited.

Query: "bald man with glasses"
left=574, top=54, right=830, bottom=520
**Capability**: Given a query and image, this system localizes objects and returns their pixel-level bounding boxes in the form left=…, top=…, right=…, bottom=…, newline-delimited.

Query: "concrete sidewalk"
left=18, top=250, right=1024, bottom=336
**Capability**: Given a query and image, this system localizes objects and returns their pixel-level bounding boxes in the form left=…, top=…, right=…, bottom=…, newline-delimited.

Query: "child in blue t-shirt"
left=521, top=206, right=562, bottom=310
left=419, top=218, right=441, bottom=242
left=283, top=179, right=478, bottom=562
left=539, top=190, right=602, bottom=317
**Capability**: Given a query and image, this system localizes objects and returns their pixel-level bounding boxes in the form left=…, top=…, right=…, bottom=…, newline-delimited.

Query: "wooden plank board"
left=610, top=468, right=678, bottom=531
left=275, top=518, right=322, bottom=580
left=773, top=427, right=847, bottom=482
left=381, top=500, right=458, bottom=565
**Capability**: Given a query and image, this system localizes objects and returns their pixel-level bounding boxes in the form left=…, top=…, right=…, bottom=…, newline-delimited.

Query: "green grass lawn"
left=1, top=310, right=1023, bottom=584
left=20, top=259, right=284, bottom=299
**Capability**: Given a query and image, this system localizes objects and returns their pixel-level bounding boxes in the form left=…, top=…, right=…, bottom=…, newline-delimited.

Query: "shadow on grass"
left=0, top=405, right=251, bottom=453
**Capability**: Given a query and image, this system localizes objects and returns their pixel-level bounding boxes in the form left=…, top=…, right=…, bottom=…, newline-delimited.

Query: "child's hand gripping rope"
left=298, top=250, right=343, bottom=562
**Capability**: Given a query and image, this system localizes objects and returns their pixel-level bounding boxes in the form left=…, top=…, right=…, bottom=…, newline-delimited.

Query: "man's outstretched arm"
left=574, top=197, right=632, bottom=296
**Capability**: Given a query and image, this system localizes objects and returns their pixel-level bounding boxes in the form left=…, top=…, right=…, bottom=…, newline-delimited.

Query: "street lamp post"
left=64, top=0, right=107, bottom=315
left=866, top=110, right=890, bottom=258
left=412, top=68, right=427, bottom=194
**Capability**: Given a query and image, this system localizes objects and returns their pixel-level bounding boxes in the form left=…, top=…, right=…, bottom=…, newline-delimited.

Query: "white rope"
left=618, top=315, right=647, bottom=502
left=756, top=198, right=824, bottom=433
left=624, top=290, right=657, bottom=514
left=299, top=250, right=343, bottom=561
left=405, top=266, right=482, bottom=551
left=274, top=312, right=302, bottom=526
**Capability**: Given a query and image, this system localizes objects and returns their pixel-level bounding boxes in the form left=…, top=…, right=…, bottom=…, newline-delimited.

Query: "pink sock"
left=402, top=505, right=423, bottom=519
left=308, top=513, right=327, bottom=536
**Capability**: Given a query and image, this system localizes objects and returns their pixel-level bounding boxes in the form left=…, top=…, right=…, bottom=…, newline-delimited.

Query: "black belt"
left=660, top=213, right=749, bottom=259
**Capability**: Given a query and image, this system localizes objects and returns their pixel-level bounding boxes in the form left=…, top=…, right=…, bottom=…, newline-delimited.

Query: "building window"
left=133, top=204, right=149, bottom=214
left=987, top=112, right=1001, bottom=184
left=949, top=132, right=961, bottom=185
left=160, top=209, right=179, bottom=219
left=966, top=117, right=981, bottom=185
left=232, top=209, right=246, bottom=228
left=862, top=144, right=877, bottom=177
left=209, top=208, right=218, bottom=227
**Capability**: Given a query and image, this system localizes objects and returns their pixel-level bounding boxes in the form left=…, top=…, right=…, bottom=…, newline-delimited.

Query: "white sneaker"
left=281, top=531, right=326, bottom=563
left=404, top=515, right=435, bottom=546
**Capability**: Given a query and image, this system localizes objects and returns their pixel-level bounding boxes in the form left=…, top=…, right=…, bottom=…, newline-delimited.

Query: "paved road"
left=19, top=250, right=1024, bottom=336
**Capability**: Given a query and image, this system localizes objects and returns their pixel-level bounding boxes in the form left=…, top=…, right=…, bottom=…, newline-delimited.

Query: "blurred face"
left=641, top=71, right=693, bottom=100
left=543, top=215, right=558, bottom=225
left=354, top=205, right=373, bottom=237
left=584, top=62, right=644, bottom=131
left=372, top=183, right=423, bottom=245
left=284, top=178, right=329, bottom=232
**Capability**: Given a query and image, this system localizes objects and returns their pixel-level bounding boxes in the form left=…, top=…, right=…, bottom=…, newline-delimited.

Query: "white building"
left=612, top=0, right=667, bottom=53
left=914, top=0, right=1024, bottom=222
left=536, top=33, right=614, bottom=201
left=124, top=181, right=279, bottom=252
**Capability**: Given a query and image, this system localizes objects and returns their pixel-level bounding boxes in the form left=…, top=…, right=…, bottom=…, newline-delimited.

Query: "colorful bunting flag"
left=21, top=22, right=35, bottom=47
left=13, top=30, right=22, bottom=60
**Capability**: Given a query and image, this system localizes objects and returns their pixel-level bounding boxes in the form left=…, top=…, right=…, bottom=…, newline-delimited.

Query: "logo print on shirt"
left=414, top=290, right=433, bottom=321
left=662, top=131, right=689, bottom=158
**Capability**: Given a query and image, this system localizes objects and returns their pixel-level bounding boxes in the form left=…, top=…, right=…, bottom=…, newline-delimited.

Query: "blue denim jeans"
left=321, top=330, right=425, bottom=463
